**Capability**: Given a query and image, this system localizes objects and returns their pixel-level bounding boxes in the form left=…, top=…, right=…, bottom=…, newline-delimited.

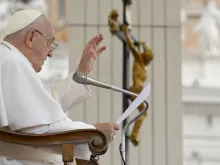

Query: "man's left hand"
left=76, top=34, right=106, bottom=74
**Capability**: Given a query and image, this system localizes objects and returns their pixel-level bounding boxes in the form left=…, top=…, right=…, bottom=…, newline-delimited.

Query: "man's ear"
left=24, top=31, right=34, bottom=49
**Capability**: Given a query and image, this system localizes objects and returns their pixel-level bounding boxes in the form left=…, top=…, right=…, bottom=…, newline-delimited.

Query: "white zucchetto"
left=3, top=9, right=42, bottom=37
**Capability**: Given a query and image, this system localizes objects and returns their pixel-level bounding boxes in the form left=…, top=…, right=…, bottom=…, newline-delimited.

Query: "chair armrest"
left=0, top=129, right=108, bottom=156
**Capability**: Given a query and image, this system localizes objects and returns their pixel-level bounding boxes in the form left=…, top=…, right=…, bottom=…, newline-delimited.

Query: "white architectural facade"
left=182, top=55, right=220, bottom=165
left=182, top=1, right=220, bottom=164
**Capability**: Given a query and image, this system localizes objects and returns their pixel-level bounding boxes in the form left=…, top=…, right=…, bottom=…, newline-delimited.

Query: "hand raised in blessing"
left=76, top=34, right=106, bottom=74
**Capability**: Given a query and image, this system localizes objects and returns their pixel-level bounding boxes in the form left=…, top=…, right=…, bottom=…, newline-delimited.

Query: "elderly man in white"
left=0, top=9, right=119, bottom=165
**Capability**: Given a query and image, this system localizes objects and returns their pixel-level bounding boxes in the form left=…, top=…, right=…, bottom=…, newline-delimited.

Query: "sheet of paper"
left=116, top=83, right=150, bottom=125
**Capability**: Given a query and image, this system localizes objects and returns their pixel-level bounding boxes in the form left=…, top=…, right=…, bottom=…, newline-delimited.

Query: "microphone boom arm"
left=72, top=72, right=149, bottom=164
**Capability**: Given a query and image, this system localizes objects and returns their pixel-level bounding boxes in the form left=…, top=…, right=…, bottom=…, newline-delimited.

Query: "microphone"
left=73, top=72, right=138, bottom=97
left=72, top=72, right=149, bottom=165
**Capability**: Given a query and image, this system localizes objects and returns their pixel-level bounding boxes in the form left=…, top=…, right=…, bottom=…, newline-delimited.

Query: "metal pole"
left=122, top=0, right=132, bottom=164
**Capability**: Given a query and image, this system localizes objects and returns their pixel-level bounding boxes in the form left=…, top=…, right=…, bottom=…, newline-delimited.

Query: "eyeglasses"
left=34, top=30, right=58, bottom=52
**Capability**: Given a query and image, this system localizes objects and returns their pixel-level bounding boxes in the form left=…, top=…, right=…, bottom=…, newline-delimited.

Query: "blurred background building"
left=182, top=0, right=220, bottom=164
left=2, top=0, right=220, bottom=165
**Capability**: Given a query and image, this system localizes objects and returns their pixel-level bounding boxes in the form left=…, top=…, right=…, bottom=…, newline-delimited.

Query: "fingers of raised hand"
left=87, top=34, right=103, bottom=49
left=96, top=46, right=106, bottom=55
left=87, top=34, right=99, bottom=47
left=83, top=34, right=105, bottom=60
left=94, top=34, right=104, bottom=47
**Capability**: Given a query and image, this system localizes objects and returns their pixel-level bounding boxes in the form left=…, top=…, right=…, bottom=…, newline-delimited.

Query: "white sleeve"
left=18, top=117, right=96, bottom=160
left=51, top=72, right=91, bottom=112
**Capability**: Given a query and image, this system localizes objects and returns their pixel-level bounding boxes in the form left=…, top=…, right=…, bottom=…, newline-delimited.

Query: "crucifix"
left=108, top=1, right=153, bottom=165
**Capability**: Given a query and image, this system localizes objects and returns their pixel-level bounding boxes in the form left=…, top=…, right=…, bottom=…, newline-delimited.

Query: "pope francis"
left=0, top=9, right=119, bottom=165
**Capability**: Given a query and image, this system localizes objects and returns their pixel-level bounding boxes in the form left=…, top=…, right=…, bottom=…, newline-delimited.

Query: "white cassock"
left=0, top=41, right=96, bottom=165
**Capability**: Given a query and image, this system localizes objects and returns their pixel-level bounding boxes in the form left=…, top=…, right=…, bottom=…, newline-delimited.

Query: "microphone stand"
left=72, top=72, right=149, bottom=165
left=120, top=97, right=149, bottom=165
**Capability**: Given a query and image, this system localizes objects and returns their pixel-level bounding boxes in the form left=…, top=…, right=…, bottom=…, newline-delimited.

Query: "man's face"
left=27, top=18, right=56, bottom=72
